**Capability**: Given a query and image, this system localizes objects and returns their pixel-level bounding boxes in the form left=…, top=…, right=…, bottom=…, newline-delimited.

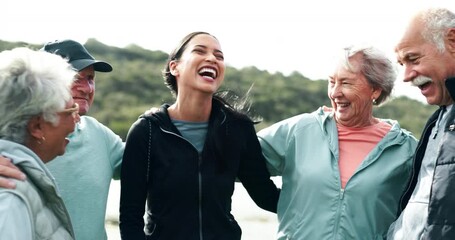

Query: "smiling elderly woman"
left=258, top=46, right=419, bottom=239
left=0, top=47, right=78, bottom=240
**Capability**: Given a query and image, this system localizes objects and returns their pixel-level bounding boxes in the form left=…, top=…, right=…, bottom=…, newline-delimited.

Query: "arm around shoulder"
left=238, top=122, right=280, bottom=213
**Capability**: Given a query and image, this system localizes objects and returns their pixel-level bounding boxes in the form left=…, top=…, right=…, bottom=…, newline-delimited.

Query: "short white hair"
left=419, top=8, right=455, bottom=52
left=0, top=47, right=76, bottom=143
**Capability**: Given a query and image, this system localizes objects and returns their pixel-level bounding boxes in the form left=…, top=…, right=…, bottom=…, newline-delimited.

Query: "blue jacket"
left=120, top=100, right=279, bottom=240
left=0, top=140, right=74, bottom=240
left=258, top=108, right=417, bottom=240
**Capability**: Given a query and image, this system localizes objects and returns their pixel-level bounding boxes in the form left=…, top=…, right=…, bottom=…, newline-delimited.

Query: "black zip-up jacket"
left=120, top=100, right=280, bottom=240
left=398, top=77, right=455, bottom=239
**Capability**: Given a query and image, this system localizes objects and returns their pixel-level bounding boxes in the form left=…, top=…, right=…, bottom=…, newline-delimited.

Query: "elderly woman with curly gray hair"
left=0, top=47, right=79, bottom=240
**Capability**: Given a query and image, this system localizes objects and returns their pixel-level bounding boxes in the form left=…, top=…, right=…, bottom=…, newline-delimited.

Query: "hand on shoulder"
left=0, top=156, right=26, bottom=189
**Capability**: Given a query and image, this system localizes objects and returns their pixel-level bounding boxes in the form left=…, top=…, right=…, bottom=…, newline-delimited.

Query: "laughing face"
left=395, top=16, right=454, bottom=106
left=71, top=65, right=95, bottom=115
left=35, top=100, right=79, bottom=163
left=169, top=34, right=225, bottom=96
left=328, top=53, right=381, bottom=128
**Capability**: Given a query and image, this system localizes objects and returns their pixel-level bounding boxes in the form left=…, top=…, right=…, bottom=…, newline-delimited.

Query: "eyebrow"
left=398, top=50, right=418, bottom=63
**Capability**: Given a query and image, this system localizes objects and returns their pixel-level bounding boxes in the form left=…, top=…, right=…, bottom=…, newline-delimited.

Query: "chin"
left=424, top=97, right=438, bottom=105
left=57, top=150, right=66, bottom=157
left=77, top=106, right=89, bottom=115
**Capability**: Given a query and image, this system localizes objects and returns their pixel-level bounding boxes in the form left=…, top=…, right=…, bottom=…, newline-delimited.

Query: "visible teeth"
left=338, top=103, right=349, bottom=107
left=412, top=76, right=432, bottom=87
left=199, top=67, right=217, bottom=78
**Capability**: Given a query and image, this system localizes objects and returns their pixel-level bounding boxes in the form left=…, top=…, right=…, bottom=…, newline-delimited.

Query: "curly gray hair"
left=0, top=47, right=75, bottom=143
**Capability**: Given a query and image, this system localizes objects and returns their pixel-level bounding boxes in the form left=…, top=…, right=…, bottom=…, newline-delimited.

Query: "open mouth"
left=418, top=82, right=431, bottom=90
left=412, top=76, right=432, bottom=89
left=336, top=102, right=350, bottom=108
left=198, top=67, right=217, bottom=79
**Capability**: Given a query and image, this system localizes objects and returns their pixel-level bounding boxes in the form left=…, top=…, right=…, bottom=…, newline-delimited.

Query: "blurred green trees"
left=0, top=39, right=435, bottom=139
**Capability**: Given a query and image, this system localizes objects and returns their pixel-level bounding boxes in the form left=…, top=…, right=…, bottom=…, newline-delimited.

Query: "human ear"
left=446, top=28, right=455, bottom=54
left=169, top=61, right=179, bottom=76
left=27, top=116, right=44, bottom=141
left=372, top=88, right=382, bottom=101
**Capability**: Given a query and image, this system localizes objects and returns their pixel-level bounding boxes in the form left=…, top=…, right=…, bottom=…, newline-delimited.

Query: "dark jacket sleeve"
left=237, top=122, right=280, bottom=213
left=119, top=117, right=150, bottom=239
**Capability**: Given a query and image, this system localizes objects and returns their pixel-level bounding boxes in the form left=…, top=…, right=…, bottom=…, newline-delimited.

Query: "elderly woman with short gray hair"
left=258, top=46, right=418, bottom=239
left=0, top=47, right=78, bottom=240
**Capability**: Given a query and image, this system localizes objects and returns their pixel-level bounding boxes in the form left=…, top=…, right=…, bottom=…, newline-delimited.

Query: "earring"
left=37, top=136, right=46, bottom=145
left=372, top=99, right=377, bottom=105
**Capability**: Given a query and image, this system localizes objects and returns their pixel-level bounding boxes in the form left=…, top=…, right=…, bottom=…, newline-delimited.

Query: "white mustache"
left=411, top=76, right=432, bottom=87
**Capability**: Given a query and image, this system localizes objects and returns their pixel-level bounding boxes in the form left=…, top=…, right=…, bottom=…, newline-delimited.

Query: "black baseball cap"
left=41, top=39, right=113, bottom=72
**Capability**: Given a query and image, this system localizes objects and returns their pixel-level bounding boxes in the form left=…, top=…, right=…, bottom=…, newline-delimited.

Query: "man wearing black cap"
left=0, top=40, right=124, bottom=240
left=42, top=39, right=113, bottom=115
left=45, top=40, right=124, bottom=240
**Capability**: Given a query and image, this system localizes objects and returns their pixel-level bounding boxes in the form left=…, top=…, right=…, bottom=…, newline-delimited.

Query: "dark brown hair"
left=162, top=31, right=261, bottom=122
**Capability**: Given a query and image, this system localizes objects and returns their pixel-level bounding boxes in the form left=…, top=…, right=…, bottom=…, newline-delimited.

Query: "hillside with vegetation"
left=0, top=39, right=436, bottom=139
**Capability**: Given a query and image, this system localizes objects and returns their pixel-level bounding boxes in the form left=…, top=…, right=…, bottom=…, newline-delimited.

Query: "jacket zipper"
left=198, top=154, right=203, bottom=240
left=332, top=188, right=345, bottom=239
left=330, top=138, right=344, bottom=239
left=160, top=127, right=204, bottom=240
left=332, top=126, right=399, bottom=238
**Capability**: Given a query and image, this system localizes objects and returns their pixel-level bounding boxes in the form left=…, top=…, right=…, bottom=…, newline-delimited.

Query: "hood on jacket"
left=0, top=139, right=53, bottom=178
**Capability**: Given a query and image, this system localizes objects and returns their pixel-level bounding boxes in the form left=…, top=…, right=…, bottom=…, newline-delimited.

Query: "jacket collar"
left=316, top=106, right=409, bottom=144
left=445, top=77, right=455, bottom=100
left=142, top=99, right=228, bottom=133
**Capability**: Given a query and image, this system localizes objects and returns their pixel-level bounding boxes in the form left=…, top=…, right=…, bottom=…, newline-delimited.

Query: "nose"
left=402, top=65, right=417, bottom=83
left=329, top=82, right=342, bottom=100
left=74, top=80, right=94, bottom=93
left=206, top=53, right=217, bottom=63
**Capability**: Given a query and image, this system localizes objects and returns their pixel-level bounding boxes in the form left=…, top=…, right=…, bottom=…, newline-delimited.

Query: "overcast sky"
left=2, top=0, right=454, bottom=102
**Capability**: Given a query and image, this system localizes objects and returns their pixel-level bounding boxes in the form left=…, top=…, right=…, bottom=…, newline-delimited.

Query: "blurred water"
left=106, top=179, right=280, bottom=240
